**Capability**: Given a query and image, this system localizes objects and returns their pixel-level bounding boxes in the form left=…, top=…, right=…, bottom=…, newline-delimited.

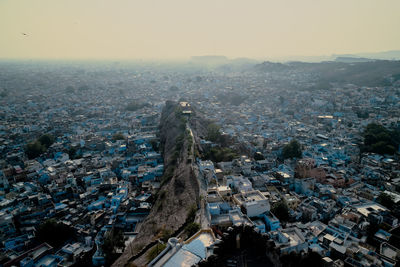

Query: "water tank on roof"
left=168, top=237, right=179, bottom=247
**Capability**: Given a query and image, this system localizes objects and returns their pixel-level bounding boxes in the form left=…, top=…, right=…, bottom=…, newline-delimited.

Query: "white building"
left=233, top=190, right=270, bottom=217
left=149, top=229, right=217, bottom=267
left=269, top=227, right=308, bottom=254
left=227, top=175, right=253, bottom=193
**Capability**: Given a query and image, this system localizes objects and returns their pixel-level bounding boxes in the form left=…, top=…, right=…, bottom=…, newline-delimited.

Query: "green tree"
left=26, top=141, right=46, bottom=159
left=68, top=146, right=77, bottom=159
left=0, top=90, right=8, bottom=97
left=36, top=219, right=75, bottom=248
left=280, top=251, right=324, bottom=267
left=363, top=123, right=399, bottom=155
left=204, top=147, right=237, bottom=162
left=271, top=200, right=290, bottom=222
left=356, top=110, right=369, bottom=119
left=185, top=222, right=200, bottom=237
left=377, top=192, right=395, bottom=210
left=206, top=123, right=222, bottom=142
left=38, top=134, right=55, bottom=148
left=149, top=139, right=159, bottom=151
left=112, top=132, right=125, bottom=141
left=198, top=225, right=272, bottom=267
left=147, top=243, right=167, bottom=262
left=254, top=152, right=265, bottom=161
left=102, top=229, right=126, bottom=266
left=282, top=139, right=302, bottom=159
left=187, top=205, right=197, bottom=222
left=126, top=101, right=150, bottom=111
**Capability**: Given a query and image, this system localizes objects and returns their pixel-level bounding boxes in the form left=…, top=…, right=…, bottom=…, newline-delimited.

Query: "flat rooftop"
left=283, top=229, right=305, bottom=247
left=154, top=231, right=215, bottom=267
left=234, top=190, right=266, bottom=204
left=355, top=203, right=387, bottom=217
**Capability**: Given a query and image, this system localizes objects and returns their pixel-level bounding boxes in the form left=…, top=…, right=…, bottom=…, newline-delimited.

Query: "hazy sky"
left=1, top=0, right=399, bottom=60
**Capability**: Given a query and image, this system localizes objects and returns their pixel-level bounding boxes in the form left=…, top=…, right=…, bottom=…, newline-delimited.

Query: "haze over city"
left=1, top=0, right=400, bottom=60
left=1, top=1, right=400, bottom=267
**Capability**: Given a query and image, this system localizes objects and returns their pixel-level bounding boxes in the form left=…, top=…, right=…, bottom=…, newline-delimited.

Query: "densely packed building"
left=0, top=61, right=399, bottom=266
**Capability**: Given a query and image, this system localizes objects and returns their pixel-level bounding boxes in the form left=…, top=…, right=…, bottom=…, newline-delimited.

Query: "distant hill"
left=254, top=60, right=400, bottom=87
left=335, top=57, right=376, bottom=63
left=230, top=57, right=259, bottom=64
left=335, top=50, right=400, bottom=61
left=253, top=61, right=293, bottom=72
left=190, top=56, right=259, bottom=68
left=191, top=55, right=229, bottom=65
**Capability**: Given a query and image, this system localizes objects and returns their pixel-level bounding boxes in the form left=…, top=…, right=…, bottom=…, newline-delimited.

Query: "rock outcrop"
left=112, top=101, right=199, bottom=267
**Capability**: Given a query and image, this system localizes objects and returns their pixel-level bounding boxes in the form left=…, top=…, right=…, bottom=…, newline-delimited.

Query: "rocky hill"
left=112, top=101, right=199, bottom=267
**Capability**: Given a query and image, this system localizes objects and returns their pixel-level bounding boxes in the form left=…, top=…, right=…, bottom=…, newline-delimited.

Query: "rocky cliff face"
left=113, top=101, right=199, bottom=267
